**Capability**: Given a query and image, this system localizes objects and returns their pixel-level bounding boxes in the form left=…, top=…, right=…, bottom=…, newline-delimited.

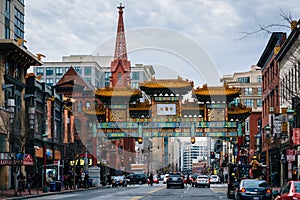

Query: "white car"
left=209, top=175, right=220, bottom=184
left=163, top=174, right=169, bottom=184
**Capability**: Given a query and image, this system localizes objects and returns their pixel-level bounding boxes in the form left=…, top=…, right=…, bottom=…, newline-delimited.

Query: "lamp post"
left=286, top=109, right=295, bottom=181
left=42, top=133, right=48, bottom=192
left=264, top=125, right=271, bottom=184
left=7, top=98, right=15, bottom=190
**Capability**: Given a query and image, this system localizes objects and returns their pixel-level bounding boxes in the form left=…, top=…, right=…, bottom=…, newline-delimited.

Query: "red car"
left=274, top=181, right=300, bottom=200
left=147, top=174, right=159, bottom=184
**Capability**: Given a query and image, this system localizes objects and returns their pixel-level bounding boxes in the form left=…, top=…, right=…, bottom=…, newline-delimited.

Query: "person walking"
left=27, top=174, right=32, bottom=195
left=149, top=173, right=154, bottom=186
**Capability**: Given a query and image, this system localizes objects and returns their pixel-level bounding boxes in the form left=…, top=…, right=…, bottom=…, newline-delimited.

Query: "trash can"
left=55, top=181, right=61, bottom=192
left=88, top=179, right=93, bottom=188
left=49, top=182, right=56, bottom=192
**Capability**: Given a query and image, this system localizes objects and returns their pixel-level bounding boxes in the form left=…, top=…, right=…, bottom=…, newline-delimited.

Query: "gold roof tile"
left=95, top=87, right=142, bottom=97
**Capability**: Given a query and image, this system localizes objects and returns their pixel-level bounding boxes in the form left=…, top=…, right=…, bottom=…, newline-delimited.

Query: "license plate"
left=253, top=197, right=260, bottom=200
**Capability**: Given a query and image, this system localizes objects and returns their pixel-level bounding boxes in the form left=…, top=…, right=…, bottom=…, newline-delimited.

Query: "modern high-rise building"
left=31, top=55, right=155, bottom=88
left=0, top=0, right=25, bottom=40
left=181, top=140, right=208, bottom=173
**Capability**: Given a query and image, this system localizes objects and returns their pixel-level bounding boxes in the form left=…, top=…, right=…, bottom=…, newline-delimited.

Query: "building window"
left=132, top=72, right=140, bottom=80
left=245, top=120, right=250, bottom=132
left=46, top=78, right=53, bottom=86
left=55, top=67, right=63, bottom=75
left=55, top=78, right=60, bottom=84
left=65, top=67, right=69, bottom=72
left=244, top=88, right=252, bottom=95
left=237, top=76, right=250, bottom=83
left=14, top=8, right=24, bottom=40
left=131, top=82, right=139, bottom=88
left=244, top=99, right=254, bottom=107
left=78, top=101, right=82, bottom=113
left=85, top=78, right=92, bottom=84
left=105, top=82, right=110, bottom=87
left=86, top=101, right=91, bottom=110
left=105, top=72, right=111, bottom=81
left=257, top=99, right=262, bottom=107
left=74, top=67, right=82, bottom=74
left=257, top=75, right=262, bottom=83
left=36, top=67, right=44, bottom=76
left=85, top=67, right=92, bottom=75
left=5, top=27, right=10, bottom=39
left=258, top=87, right=262, bottom=95
left=118, top=72, right=122, bottom=85
left=46, top=67, right=53, bottom=76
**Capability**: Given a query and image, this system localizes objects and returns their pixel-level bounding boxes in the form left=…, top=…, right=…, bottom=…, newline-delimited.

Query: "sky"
left=25, top=1, right=300, bottom=87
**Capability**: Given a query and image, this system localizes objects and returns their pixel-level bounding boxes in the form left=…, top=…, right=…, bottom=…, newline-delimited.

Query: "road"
left=26, top=183, right=228, bottom=200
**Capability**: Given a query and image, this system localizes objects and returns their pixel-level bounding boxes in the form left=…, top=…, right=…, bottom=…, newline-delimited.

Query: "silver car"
left=195, top=175, right=210, bottom=188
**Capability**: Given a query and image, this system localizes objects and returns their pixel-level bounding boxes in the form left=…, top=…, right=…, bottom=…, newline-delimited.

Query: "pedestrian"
left=64, top=174, right=69, bottom=190
left=27, top=174, right=32, bottom=195
left=186, top=173, right=190, bottom=186
left=149, top=173, right=153, bottom=186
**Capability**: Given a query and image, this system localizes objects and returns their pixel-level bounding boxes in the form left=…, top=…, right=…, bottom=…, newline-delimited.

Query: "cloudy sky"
left=25, top=1, right=300, bottom=86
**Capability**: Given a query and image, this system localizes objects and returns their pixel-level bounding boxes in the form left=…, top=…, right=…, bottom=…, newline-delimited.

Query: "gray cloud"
left=25, top=0, right=300, bottom=80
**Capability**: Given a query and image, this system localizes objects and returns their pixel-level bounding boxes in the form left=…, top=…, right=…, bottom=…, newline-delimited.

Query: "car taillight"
left=239, top=188, right=246, bottom=193
left=266, top=189, right=271, bottom=194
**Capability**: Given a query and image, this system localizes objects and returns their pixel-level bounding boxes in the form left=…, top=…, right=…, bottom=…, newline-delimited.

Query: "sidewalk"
left=0, top=186, right=101, bottom=200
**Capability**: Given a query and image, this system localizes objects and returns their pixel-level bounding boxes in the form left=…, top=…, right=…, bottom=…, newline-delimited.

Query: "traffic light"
left=137, top=137, right=143, bottom=144
left=224, top=153, right=228, bottom=162
left=191, top=137, right=196, bottom=144
left=210, top=151, right=215, bottom=159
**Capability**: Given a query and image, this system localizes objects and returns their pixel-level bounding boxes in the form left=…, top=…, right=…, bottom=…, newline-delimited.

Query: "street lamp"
left=286, top=109, right=295, bottom=149
left=264, top=124, right=271, bottom=184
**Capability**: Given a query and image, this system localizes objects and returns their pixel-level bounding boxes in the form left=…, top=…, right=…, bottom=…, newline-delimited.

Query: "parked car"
left=126, top=173, right=147, bottom=185
left=166, top=172, right=184, bottom=189
left=163, top=174, right=169, bottom=184
left=235, top=179, right=272, bottom=200
left=209, top=175, right=220, bottom=184
left=195, top=175, right=210, bottom=188
left=111, top=176, right=127, bottom=187
left=273, top=180, right=300, bottom=200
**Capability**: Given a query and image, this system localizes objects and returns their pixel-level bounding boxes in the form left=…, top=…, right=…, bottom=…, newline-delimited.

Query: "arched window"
left=86, top=101, right=91, bottom=110
left=78, top=101, right=82, bottom=113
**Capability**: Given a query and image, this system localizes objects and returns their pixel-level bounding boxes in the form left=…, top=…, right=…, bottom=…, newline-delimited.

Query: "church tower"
left=110, top=4, right=131, bottom=87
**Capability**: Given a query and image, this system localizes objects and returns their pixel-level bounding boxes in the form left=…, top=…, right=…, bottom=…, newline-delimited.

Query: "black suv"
left=166, top=172, right=184, bottom=189
left=126, top=173, right=147, bottom=184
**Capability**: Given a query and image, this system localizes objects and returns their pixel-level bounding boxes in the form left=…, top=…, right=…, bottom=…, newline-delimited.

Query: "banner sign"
left=293, top=128, right=300, bottom=145
left=107, top=131, right=238, bottom=138
left=97, top=121, right=237, bottom=129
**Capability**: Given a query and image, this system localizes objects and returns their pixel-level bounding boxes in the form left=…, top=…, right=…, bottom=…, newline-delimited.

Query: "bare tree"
left=239, top=9, right=294, bottom=39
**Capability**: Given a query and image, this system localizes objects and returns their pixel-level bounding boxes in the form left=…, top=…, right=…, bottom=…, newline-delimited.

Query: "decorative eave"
left=193, top=84, right=241, bottom=97
left=95, top=87, right=142, bottom=103
left=228, top=104, right=252, bottom=118
left=139, top=76, right=194, bottom=96
left=129, top=102, right=152, bottom=111
left=0, top=39, right=42, bottom=68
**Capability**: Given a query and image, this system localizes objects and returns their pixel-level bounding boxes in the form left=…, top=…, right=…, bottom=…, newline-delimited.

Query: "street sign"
left=274, top=116, right=282, bottom=138
left=293, top=128, right=300, bottom=145
left=286, top=149, right=296, bottom=161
